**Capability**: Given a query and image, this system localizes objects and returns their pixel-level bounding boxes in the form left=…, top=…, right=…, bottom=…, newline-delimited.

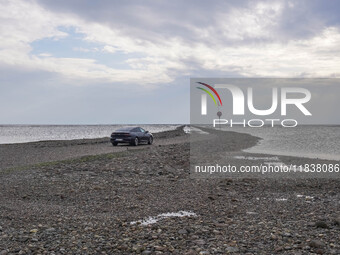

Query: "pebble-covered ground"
left=0, top=127, right=339, bottom=254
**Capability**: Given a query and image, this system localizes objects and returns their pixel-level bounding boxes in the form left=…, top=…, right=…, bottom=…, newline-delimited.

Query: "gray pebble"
left=309, top=240, right=325, bottom=248
left=178, top=229, right=188, bottom=234
left=225, top=247, right=239, bottom=253
left=315, top=221, right=328, bottom=229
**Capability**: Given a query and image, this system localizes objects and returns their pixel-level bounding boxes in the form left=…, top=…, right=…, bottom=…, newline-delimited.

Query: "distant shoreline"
left=0, top=126, right=187, bottom=170
left=0, top=124, right=181, bottom=145
left=1, top=125, right=339, bottom=174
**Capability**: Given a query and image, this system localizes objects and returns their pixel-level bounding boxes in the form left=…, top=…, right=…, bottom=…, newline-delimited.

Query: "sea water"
left=0, top=124, right=179, bottom=144
left=227, top=125, right=340, bottom=161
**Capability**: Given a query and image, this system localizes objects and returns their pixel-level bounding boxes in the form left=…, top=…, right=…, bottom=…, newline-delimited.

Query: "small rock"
left=225, top=246, right=239, bottom=253
left=330, top=249, right=339, bottom=254
left=18, top=236, right=29, bottom=242
left=270, top=233, right=278, bottom=240
left=283, top=232, right=292, bottom=237
left=30, top=229, right=38, bottom=233
left=132, top=245, right=143, bottom=253
left=315, top=221, right=328, bottom=229
left=45, top=228, right=56, bottom=233
left=199, top=251, right=209, bottom=255
left=154, top=246, right=165, bottom=251
left=334, top=217, right=340, bottom=225
left=309, top=240, right=325, bottom=248
left=195, top=239, right=206, bottom=245
left=315, top=249, right=324, bottom=254
left=184, top=250, right=196, bottom=255
left=178, top=229, right=188, bottom=235
left=0, top=250, right=8, bottom=255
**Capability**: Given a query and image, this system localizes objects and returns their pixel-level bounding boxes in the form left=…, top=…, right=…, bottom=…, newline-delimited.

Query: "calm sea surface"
left=227, top=125, right=340, bottom=161
left=0, top=125, right=179, bottom=144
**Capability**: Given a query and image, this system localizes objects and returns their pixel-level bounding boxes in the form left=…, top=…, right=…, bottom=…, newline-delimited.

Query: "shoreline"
left=197, top=125, right=340, bottom=162
left=224, top=126, right=340, bottom=162
left=0, top=126, right=187, bottom=170
left=1, top=125, right=339, bottom=171
left=0, top=124, right=181, bottom=146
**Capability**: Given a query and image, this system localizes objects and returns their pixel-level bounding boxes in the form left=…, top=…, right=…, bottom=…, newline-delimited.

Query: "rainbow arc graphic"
left=196, top=82, right=223, bottom=106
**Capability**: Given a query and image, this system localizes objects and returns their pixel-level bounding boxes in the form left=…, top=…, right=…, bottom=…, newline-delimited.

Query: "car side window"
left=132, top=128, right=139, bottom=132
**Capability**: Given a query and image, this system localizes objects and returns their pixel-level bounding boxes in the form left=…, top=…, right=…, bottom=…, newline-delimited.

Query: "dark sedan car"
left=110, top=127, right=153, bottom=146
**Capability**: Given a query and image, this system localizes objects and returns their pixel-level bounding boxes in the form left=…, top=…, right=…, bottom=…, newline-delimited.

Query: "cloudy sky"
left=0, top=0, right=339, bottom=124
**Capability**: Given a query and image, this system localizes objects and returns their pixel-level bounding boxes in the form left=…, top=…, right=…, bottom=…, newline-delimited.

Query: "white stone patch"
left=183, top=126, right=209, bottom=134
left=275, top=198, right=288, bottom=201
left=183, top=126, right=190, bottom=133
left=297, top=194, right=314, bottom=200
left=130, top=211, right=197, bottom=226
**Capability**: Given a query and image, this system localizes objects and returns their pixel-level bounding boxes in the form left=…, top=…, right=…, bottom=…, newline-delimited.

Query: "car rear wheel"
left=132, top=137, right=139, bottom=146
left=148, top=136, right=153, bottom=145
left=112, top=142, right=118, bottom=146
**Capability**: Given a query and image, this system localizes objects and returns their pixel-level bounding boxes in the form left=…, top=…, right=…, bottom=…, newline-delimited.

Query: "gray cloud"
left=35, top=0, right=339, bottom=44
left=1, top=0, right=340, bottom=124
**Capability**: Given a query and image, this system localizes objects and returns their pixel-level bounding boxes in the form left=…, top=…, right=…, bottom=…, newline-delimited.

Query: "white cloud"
left=216, top=1, right=283, bottom=40
left=102, top=45, right=117, bottom=53
left=38, top=53, right=52, bottom=57
left=0, top=0, right=172, bottom=86
left=0, top=0, right=339, bottom=87
left=0, top=0, right=69, bottom=49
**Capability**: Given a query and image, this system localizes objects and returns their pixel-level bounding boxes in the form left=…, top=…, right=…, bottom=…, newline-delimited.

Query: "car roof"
left=116, top=126, right=140, bottom=131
